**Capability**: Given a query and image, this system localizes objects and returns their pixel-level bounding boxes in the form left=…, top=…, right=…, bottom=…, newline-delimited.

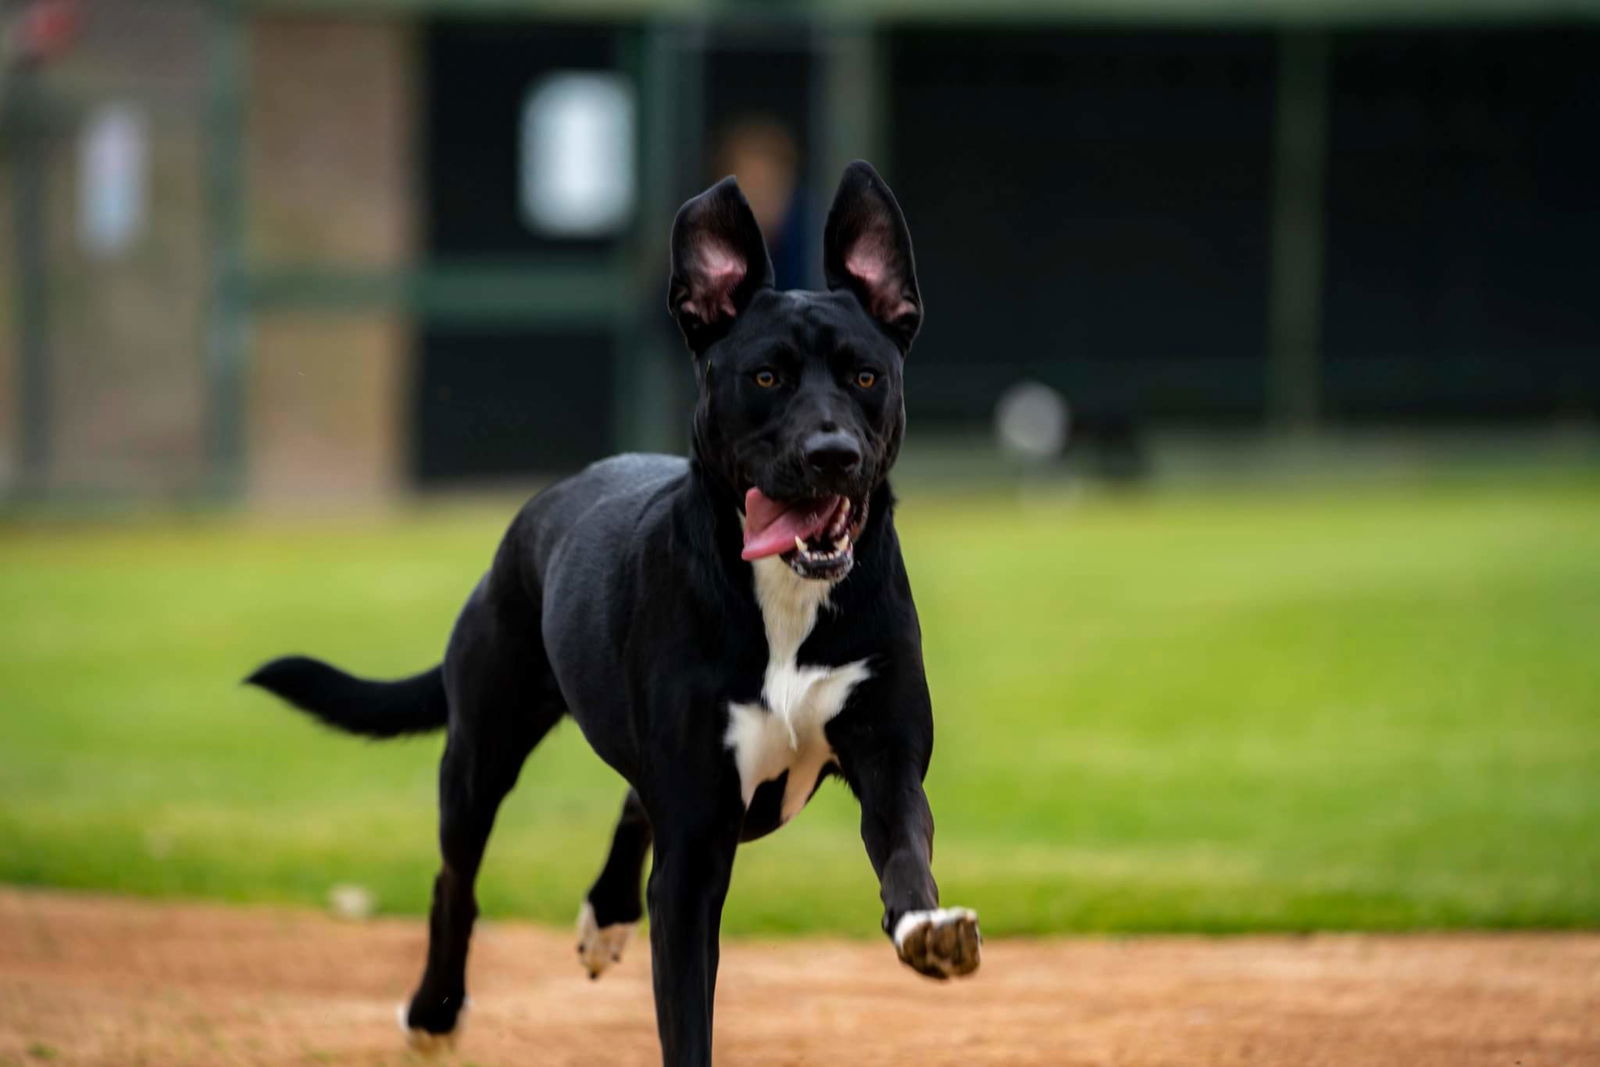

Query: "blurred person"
left=712, top=115, right=810, bottom=289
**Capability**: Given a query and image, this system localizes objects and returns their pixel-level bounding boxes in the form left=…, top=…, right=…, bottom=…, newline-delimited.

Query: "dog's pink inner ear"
left=682, top=241, right=747, bottom=323
left=845, top=235, right=918, bottom=325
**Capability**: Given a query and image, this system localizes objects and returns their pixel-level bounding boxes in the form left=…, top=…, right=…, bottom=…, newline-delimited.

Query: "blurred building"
left=0, top=0, right=1595, bottom=502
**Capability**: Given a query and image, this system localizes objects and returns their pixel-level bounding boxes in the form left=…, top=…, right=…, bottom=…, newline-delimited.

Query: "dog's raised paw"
left=893, top=907, right=981, bottom=980
left=576, top=900, right=636, bottom=980
left=397, top=1000, right=465, bottom=1055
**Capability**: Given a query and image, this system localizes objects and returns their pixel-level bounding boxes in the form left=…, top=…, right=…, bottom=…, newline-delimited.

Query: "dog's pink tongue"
left=742, top=489, right=839, bottom=561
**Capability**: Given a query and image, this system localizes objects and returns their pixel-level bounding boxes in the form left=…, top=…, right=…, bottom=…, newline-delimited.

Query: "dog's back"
left=519, top=453, right=689, bottom=571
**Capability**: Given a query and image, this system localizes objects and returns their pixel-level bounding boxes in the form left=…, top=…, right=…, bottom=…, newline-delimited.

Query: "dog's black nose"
left=804, top=431, right=862, bottom=475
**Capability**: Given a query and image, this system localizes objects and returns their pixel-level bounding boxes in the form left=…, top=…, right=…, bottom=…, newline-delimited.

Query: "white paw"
left=396, top=1000, right=466, bottom=1054
left=893, top=907, right=982, bottom=980
left=576, top=900, right=636, bottom=980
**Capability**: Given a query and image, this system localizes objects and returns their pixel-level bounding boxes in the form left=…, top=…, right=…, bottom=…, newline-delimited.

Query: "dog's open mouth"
left=742, top=489, right=868, bottom=580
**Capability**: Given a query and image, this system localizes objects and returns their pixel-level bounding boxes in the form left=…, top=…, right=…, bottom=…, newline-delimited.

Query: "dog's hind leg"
left=576, top=787, right=651, bottom=979
left=403, top=591, right=564, bottom=1050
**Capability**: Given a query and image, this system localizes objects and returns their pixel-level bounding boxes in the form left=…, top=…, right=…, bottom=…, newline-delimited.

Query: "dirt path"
left=1, top=889, right=1596, bottom=1067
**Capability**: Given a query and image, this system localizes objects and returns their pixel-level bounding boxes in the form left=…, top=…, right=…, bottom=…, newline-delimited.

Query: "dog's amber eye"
left=855, top=370, right=878, bottom=389
left=753, top=369, right=778, bottom=389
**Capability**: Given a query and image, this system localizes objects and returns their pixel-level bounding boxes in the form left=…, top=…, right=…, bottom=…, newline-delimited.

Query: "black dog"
left=248, top=161, right=980, bottom=1066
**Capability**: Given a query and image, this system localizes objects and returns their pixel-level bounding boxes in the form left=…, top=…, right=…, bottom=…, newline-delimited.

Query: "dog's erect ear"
left=668, top=176, right=774, bottom=353
left=823, top=161, right=922, bottom=350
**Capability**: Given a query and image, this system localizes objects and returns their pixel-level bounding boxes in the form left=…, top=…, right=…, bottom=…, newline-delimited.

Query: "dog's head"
left=669, top=161, right=921, bottom=582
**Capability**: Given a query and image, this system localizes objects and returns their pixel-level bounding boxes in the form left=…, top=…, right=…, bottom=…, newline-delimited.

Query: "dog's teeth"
left=795, top=536, right=807, bottom=554
left=834, top=536, right=848, bottom=552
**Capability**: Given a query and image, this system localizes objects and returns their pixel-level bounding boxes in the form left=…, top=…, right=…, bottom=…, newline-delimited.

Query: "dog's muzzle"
left=741, top=489, right=870, bottom=581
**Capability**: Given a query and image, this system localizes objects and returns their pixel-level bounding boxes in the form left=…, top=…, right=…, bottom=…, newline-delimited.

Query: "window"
left=519, top=72, right=635, bottom=238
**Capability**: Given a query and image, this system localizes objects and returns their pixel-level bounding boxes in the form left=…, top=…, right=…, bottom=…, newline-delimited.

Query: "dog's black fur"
left=248, top=162, right=978, bottom=1067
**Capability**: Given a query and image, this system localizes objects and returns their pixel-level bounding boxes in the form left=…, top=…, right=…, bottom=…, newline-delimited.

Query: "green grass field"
left=2, top=475, right=1597, bottom=936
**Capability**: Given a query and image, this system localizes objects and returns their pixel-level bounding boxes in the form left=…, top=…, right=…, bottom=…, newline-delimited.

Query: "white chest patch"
left=725, top=556, right=870, bottom=823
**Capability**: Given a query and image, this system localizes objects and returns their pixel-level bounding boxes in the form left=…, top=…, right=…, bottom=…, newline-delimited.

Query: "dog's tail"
left=245, top=656, right=448, bottom=738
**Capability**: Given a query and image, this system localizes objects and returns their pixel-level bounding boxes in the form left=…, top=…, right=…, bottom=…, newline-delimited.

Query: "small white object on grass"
left=328, top=883, right=375, bottom=921
left=995, top=380, right=1070, bottom=462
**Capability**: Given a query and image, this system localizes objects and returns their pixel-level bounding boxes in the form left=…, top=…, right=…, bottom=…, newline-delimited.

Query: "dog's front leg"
left=642, top=783, right=743, bottom=1066
left=857, top=760, right=981, bottom=979
left=832, top=681, right=981, bottom=980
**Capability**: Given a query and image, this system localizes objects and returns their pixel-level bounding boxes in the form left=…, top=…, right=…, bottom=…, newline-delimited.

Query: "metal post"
left=814, top=15, right=881, bottom=182
left=810, top=15, right=881, bottom=283
left=1266, top=28, right=1330, bottom=435
left=614, top=19, right=676, bottom=456
left=615, top=18, right=703, bottom=456
left=9, top=59, right=50, bottom=496
left=204, top=0, right=248, bottom=498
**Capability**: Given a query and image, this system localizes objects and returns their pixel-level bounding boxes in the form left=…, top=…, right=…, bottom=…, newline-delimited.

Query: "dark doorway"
left=885, top=29, right=1277, bottom=431
left=1320, top=28, right=1600, bottom=422
left=414, top=20, right=625, bottom=484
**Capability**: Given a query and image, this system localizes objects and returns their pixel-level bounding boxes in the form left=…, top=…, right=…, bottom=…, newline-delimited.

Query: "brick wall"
left=246, top=16, right=418, bottom=504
